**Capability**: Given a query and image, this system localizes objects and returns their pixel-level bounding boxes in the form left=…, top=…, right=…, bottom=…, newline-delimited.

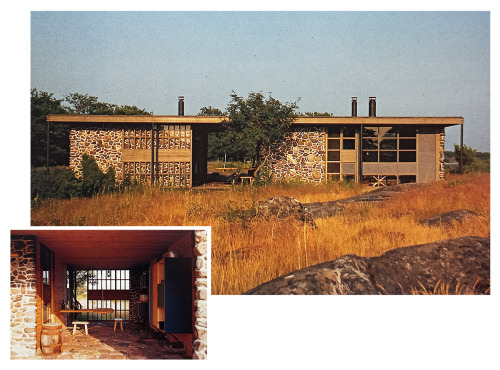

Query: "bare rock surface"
left=257, top=196, right=317, bottom=227
left=419, top=209, right=478, bottom=227
left=244, top=236, right=489, bottom=295
left=304, top=183, right=422, bottom=219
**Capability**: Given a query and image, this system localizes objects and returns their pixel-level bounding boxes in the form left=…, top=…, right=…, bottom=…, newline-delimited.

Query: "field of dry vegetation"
left=31, top=172, right=490, bottom=295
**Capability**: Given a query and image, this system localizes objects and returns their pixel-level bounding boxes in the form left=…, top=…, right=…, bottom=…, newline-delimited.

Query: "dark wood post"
left=460, top=123, right=464, bottom=174
left=46, top=120, right=50, bottom=172
left=151, top=122, right=155, bottom=185
left=155, top=123, right=160, bottom=183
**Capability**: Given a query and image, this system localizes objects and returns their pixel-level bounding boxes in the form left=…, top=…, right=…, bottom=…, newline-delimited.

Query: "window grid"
left=88, top=270, right=130, bottom=290
left=362, top=126, right=417, bottom=163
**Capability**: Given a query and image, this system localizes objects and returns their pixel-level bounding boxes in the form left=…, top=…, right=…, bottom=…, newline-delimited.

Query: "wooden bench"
left=72, top=321, right=89, bottom=335
left=113, top=318, right=123, bottom=332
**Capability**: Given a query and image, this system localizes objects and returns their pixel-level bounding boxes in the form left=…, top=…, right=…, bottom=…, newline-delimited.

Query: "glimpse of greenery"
left=80, top=154, right=116, bottom=197
left=64, top=93, right=152, bottom=115
left=201, top=92, right=299, bottom=170
left=453, top=144, right=490, bottom=173
left=31, top=89, right=152, bottom=168
left=31, top=88, right=70, bottom=167
left=31, top=167, right=82, bottom=201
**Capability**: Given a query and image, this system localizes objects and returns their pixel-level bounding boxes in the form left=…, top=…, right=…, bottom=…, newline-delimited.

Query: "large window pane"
left=343, top=139, right=355, bottom=150
left=379, top=126, right=397, bottom=137
left=399, top=138, right=416, bottom=150
left=363, top=127, right=378, bottom=137
left=327, top=151, right=340, bottom=161
left=363, top=138, right=378, bottom=150
left=327, top=162, right=340, bottom=173
left=328, top=139, right=340, bottom=149
left=343, top=126, right=356, bottom=137
left=399, top=126, right=417, bottom=137
left=363, top=151, right=378, bottom=162
left=328, top=127, right=341, bottom=137
left=380, top=139, right=397, bottom=149
left=399, top=151, right=416, bottom=162
left=380, top=151, right=397, bottom=162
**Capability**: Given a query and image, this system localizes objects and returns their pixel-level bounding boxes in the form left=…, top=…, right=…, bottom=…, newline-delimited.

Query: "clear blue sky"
left=31, top=11, right=490, bottom=151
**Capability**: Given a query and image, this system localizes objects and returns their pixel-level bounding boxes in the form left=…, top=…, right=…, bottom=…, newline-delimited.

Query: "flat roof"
left=46, top=114, right=463, bottom=127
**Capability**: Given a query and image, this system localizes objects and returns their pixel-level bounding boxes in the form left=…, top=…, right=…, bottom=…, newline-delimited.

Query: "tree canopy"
left=201, top=92, right=299, bottom=167
left=31, top=89, right=152, bottom=167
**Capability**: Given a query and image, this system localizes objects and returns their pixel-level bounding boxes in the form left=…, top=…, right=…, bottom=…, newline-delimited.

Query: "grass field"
left=31, top=172, right=490, bottom=295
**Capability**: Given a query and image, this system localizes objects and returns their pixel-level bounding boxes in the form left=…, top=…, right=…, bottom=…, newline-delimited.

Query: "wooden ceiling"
left=11, top=230, right=195, bottom=269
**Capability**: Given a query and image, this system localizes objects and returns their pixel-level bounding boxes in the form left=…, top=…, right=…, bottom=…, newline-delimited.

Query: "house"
left=46, top=97, right=463, bottom=187
left=10, top=229, right=208, bottom=359
left=269, top=97, right=463, bottom=185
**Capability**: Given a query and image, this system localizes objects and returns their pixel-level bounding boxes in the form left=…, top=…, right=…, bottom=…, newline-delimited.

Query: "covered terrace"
left=10, top=229, right=208, bottom=359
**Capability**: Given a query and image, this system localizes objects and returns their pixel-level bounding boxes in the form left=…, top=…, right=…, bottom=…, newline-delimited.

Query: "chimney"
left=369, top=97, right=376, bottom=117
left=178, top=96, right=185, bottom=116
left=351, top=97, right=357, bottom=117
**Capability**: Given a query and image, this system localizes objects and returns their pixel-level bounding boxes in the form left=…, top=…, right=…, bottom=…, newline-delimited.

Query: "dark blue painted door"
left=164, top=257, right=192, bottom=333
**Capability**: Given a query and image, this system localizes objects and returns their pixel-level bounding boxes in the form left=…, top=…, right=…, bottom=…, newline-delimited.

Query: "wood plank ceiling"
left=11, top=230, right=194, bottom=269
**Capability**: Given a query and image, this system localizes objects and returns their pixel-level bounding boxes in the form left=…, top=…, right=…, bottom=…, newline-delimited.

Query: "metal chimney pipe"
left=369, top=97, right=376, bottom=117
left=351, top=97, right=357, bottom=117
left=178, top=96, right=185, bottom=116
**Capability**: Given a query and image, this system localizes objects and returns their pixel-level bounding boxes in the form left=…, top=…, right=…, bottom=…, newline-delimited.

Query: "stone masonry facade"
left=439, top=129, right=446, bottom=180
left=11, top=236, right=37, bottom=358
left=193, top=230, right=208, bottom=360
left=69, top=125, right=124, bottom=180
left=269, top=126, right=326, bottom=183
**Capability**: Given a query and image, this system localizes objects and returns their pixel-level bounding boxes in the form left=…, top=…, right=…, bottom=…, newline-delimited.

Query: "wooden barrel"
left=41, top=323, right=63, bottom=355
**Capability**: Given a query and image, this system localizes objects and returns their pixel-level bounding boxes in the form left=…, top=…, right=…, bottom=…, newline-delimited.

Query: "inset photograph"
left=10, top=228, right=208, bottom=360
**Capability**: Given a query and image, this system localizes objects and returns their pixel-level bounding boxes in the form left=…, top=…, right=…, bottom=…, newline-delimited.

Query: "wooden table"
left=215, top=167, right=238, bottom=173
left=60, top=309, right=114, bottom=313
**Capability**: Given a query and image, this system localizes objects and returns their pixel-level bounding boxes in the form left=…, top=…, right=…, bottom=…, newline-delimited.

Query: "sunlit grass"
left=31, top=172, right=490, bottom=295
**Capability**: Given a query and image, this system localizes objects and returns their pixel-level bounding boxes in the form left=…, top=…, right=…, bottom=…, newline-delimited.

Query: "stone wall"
left=69, top=125, right=124, bottom=180
left=269, top=127, right=326, bottom=183
left=192, top=230, right=208, bottom=360
left=439, top=129, right=446, bottom=180
left=129, top=269, right=147, bottom=322
left=10, top=236, right=37, bottom=359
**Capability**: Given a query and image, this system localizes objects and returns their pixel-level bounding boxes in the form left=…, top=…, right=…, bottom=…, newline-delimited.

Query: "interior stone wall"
left=193, top=230, right=208, bottom=360
left=129, top=269, right=148, bottom=322
left=10, top=236, right=37, bottom=359
left=269, top=127, right=326, bottom=183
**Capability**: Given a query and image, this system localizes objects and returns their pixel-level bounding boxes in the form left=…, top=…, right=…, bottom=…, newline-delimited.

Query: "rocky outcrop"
left=420, top=209, right=478, bottom=227
left=257, top=196, right=317, bottom=227
left=244, top=236, right=489, bottom=295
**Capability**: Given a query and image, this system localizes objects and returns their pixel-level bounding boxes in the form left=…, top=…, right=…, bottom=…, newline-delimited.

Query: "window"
left=362, top=126, right=417, bottom=163
left=327, top=126, right=358, bottom=180
left=88, top=299, right=130, bottom=321
left=88, top=270, right=130, bottom=290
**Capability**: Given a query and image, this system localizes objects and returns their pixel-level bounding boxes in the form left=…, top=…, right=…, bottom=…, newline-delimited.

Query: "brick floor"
left=24, top=322, right=191, bottom=360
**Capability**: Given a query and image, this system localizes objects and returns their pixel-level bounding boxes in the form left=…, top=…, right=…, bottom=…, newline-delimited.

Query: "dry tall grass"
left=31, top=173, right=490, bottom=295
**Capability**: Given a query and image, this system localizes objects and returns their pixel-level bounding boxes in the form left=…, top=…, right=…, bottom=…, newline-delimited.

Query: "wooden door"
left=164, top=257, right=192, bottom=334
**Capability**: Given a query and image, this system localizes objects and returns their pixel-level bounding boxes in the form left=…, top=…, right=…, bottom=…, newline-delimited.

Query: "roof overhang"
left=11, top=229, right=195, bottom=270
left=294, top=116, right=464, bottom=127
left=47, top=114, right=463, bottom=128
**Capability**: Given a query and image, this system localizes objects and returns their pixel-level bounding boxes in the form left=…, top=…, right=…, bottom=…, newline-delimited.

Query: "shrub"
left=31, top=166, right=82, bottom=200
left=80, top=154, right=115, bottom=197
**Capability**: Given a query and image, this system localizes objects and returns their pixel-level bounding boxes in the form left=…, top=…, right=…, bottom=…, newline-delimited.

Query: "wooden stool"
left=113, top=318, right=123, bottom=332
left=72, top=321, right=89, bottom=335
left=240, top=176, right=254, bottom=186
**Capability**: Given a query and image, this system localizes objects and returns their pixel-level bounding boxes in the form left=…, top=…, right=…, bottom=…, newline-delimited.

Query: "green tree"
left=31, top=88, right=70, bottom=167
left=64, top=93, right=152, bottom=115
left=454, top=144, right=490, bottom=173
left=224, top=92, right=299, bottom=168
